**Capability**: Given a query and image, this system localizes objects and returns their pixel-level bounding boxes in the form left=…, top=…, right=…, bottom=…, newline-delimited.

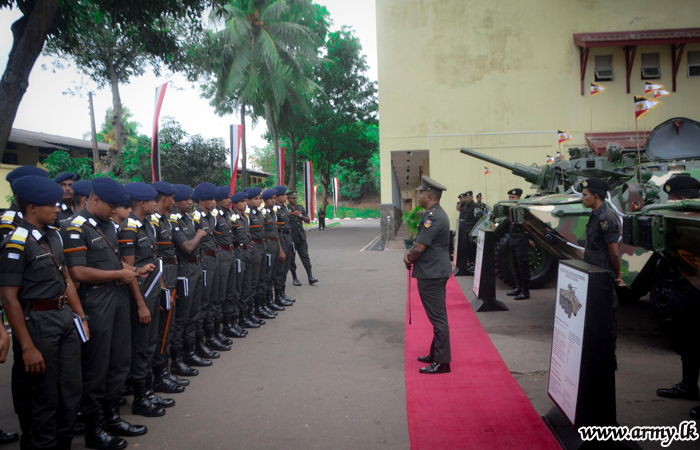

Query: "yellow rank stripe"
left=66, top=227, right=83, bottom=233
left=6, top=243, right=24, bottom=251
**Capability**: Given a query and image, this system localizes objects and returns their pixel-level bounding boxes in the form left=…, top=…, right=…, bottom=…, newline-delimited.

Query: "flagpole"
left=635, top=116, right=642, bottom=181
left=484, top=170, right=488, bottom=205
left=558, top=142, right=565, bottom=190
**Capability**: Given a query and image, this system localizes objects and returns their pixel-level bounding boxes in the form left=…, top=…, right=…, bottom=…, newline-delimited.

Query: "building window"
left=641, top=53, right=661, bottom=79
left=689, top=51, right=700, bottom=78
left=2, top=153, right=18, bottom=165
left=595, top=55, right=615, bottom=81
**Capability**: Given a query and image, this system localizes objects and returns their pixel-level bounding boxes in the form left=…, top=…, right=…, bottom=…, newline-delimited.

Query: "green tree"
left=43, top=150, right=95, bottom=180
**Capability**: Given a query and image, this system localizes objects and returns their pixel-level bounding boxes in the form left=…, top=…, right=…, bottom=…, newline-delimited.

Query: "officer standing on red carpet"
left=404, top=176, right=452, bottom=375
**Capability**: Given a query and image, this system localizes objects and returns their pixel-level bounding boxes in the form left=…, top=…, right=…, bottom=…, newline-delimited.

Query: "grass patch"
left=329, top=205, right=379, bottom=219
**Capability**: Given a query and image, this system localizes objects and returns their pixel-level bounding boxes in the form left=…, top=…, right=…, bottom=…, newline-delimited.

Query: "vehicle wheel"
left=494, top=234, right=558, bottom=289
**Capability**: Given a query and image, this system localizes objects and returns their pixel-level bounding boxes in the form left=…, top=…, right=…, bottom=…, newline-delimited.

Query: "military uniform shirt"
left=0, top=204, right=23, bottom=241
left=119, top=213, right=157, bottom=267
left=213, top=208, right=234, bottom=246
left=275, top=204, right=291, bottom=231
left=55, top=202, right=74, bottom=227
left=170, top=212, right=198, bottom=258
left=413, top=204, right=452, bottom=279
left=62, top=208, right=122, bottom=271
left=247, top=207, right=266, bottom=240
left=262, top=207, right=278, bottom=238
left=0, top=221, right=66, bottom=300
left=230, top=211, right=251, bottom=245
left=151, top=212, right=176, bottom=259
left=583, top=203, right=620, bottom=274
left=288, top=204, right=308, bottom=243
left=461, top=201, right=478, bottom=227
left=192, top=209, right=217, bottom=251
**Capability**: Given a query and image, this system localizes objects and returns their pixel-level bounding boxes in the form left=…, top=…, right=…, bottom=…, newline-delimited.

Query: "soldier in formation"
left=0, top=166, right=315, bottom=449
left=456, top=190, right=478, bottom=271
left=505, top=188, right=531, bottom=300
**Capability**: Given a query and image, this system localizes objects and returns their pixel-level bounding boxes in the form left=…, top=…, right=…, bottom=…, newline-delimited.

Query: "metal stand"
left=472, top=228, right=508, bottom=312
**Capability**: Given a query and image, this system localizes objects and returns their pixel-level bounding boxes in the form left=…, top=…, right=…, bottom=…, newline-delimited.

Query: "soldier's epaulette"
left=169, top=213, right=179, bottom=223
left=273, top=205, right=280, bottom=212
left=0, top=210, right=17, bottom=225
left=70, top=216, right=87, bottom=228
left=149, top=217, right=159, bottom=226
left=212, top=209, right=219, bottom=216
left=124, top=217, right=139, bottom=232
left=7, top=227, right=28, bottom=251
left=192, top=211, right=201, bottom=223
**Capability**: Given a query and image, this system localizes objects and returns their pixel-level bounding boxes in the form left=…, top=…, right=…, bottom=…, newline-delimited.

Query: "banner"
left=332, top=177, right=339, bottom=218
left=151, top=82, right=168, bottom=182
left=484, top=167, right=492, bottom=175
left=634, top=96, right=662, bottom=120
left=557, top=129, right=572, bottom=144
left=304, top=161, right=315, bottom=221
left=590, top=82, right=606, bottom=96
left=229, top=124, right=243, bottom=193
left=645, top=81, right=664, bottom=94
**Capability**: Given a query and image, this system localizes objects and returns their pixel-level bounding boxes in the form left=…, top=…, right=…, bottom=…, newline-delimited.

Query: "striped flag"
left=634, top=96, right=662, bottom=120
left=556, top=151, right=565, bottom=160
left=484, top=167, right=492, bottom=175
left=304, top=161, right=315, bottom=221
left=151, top=82, right=168, bottom=182
left=654, top=89, right=671, bottom=99
left=591, top=82, right=606, bottom=96
left=546, top=155, right=556, bottom=164
left=332, top=177, right=339, bottom=218
left=229, top=124, right=243, bottom=193
left=645, top=81, right=664, bottom=94
left=557, top=130, right=572, bottom=144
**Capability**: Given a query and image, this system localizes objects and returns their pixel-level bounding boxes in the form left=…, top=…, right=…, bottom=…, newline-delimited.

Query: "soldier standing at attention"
left=318, top=206, right=326, bottom=230
left=581, top=178, right=624, bottom=369
left=261, top=189, right=283, bottom=315
left=169, top=185, right=211, bottom=374
left=69, top=181, right=92, bottom=221
left=505, top=188, right=531, bottom=300
left=273, top=186, right=295, bottom=306
left=0, top=176, right=86, bottom=450
left=245, top=188, right=272, bottom=322
left=223, top=191, right=252, bottom=336
left=287, top=191, right=318, bottom=286
left=211, top=186, right=237, bottom=344
left=460, top=191, right=478, bottom=271
left=61, top=176, right=150, bottom=449
left=404, top=176, right=452, bottom=375
left=53, top=172, right=80, bottom=225
left=232, top=191, right=261, bottom=330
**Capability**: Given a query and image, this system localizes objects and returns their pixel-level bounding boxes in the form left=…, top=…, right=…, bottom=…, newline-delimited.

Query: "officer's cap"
left=216, top=186, right=232, bottom=201
left=243, top=187, right=251, bottom=193
left=476, top=193, right=482, bottom=198
left=231, top=191, right=248, bottom=203
left=664, top=175, right=700, bottom=197
left=508, top=188, right=523, bottom=196
left=54, top=172, right=80, bottom=184
left=415, top=176, right=447, bottom=194
left=12, top=176, right=64, bottom=206
left=91, top=177, right=129, bottom=206
left=275, top=185, right=287, bottom=196
left=262, top=188, right=277, bottom=200
left=582, top=178, right=610, bottom=193
left=193, top=182, right=218, bottom=201
left=125, top=182, right=158, bottom=201
left=6, top=166, right=48, bottom=183
left=151, top=181, right=176, bottom=196
left=463, top=191, right=473, bottom=197
left=287, top=190, right=298, bottom=198
left=247, top=187, right=263, bottom=198
left=71, top=180, right=92, bottom=197
left=173, top=184, right=193, bottom=202
left=458, top=193, right=464, bottom=199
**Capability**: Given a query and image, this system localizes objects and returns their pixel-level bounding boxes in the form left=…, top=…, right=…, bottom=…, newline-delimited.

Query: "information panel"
left=472, top=228, right=485, bottom=298
left=548, top=263, right=589, bottom=424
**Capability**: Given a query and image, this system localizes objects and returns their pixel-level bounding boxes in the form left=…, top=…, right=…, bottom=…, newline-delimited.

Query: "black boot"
left=308, top=275, right=318, bottom=285
left=146, top=373, right=175, bottom=409
left=74, top=411, right=86, bottom=435
left=281, top=292, right=296, bottom=303
left=249, top=312, right=265, bottom=325
left=240, top=313, right=260, bottom=328
left=171, top=346, right=199, bottom=376
left=223, top=314, right=247, bottom=338
left=183, top=339, right=212, bottom=367
left=262, top=300, right=277, bottom=316
left=121, top=377, right=133, bottom=397
left=268, top=300, right=285, bottom=311
left=214, top=317, right=233, bottom=345
left=102, top=397, right=147, bottom=437
left=205, top=328, right=231, bottom=351
left=165, top=367, right=189, bottom=387
left=233, top=315, right=248, bottom=335
left=84, top=410, right=128, bottom=450
left=153, top=365, right=185, bottom=394
left=276, top=295, right=293, bottom=307
left=506, top=286, right=522, bottom=296
left=0, top=430, right=18, bottom=446
left=514, top=282, right=530, bottom=300
left=256, top=305, right=276, bottom=319
left=132, top=379, right=166, bottom=417
left=195, top=333, right=220, bottom=359
left=293, top=278, right=302, bottom=286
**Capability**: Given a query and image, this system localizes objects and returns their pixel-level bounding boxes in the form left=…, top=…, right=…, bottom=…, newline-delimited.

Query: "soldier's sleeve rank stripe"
left=66, top=227, right=83, bottom=233
left=124, top=227, right=138, bottom=233
left=6, top=243, right=24, bottom=251
left=64, top=246, right=88, bottom=253
left=0, top=224, right=15, bottom=229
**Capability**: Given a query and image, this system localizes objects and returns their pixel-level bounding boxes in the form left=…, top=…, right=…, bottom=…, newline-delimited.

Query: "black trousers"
left=78, top=285, right=131, bottom=413
left=509, top=236, right=531, bottom=288
left=224, top=248, right=247, bottom=318
left=12, top=307, right=81, bottom=449
left=240, top=248, right=256, bottom=314
left=275, top=234, right=293, bottom=296
left=173, top=261, right=201, bottom=351
left=198, top=254, right=219, bottom=334
left=153, top=264, right=178, bottom=366
left=290, top=240, right=312, bottom=278
left=416, top=277, right=451, bottom=363
left=264, top=240, right=280, bottom=300
left=215, top=249, right=236, bottom=322
left=130, top=277, right=161, bottom=381
left=249, top=243, right=267, bottom=308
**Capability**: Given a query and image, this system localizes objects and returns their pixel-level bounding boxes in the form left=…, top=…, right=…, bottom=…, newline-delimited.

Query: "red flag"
left=151, top=82, right=168, bottom=182
left=634, top=96, right=661, bottom=120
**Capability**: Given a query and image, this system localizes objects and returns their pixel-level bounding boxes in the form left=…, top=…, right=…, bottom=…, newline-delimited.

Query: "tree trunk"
left=100, top=62, right=124, bottom=173
left=0, top=1, right=60, bottom=160
left=264, top=103, right=281, bottom=185
left=88, top=91, right=100, bottom=172
left=240, top=102, right=247, bottom=188
left=320, top=163, right=330, bottom=217
left=288, top=137, right=298, bottom=190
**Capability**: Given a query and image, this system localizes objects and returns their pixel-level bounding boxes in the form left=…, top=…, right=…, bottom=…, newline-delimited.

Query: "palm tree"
left=211, top=0, right=319, bottom=185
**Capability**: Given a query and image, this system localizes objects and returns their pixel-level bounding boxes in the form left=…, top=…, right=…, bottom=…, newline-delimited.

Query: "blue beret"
left=71, top=180, right=92, bottom=196
left=262, top=188, right=277, bottom=200
left=216, top=186, right=232, bottom=201
left=92, top=177, right=129, bottom=206
left=174, top=184, right=193, bottom=202
left=275, top=185, right=287, bottom=196
left=230, top=191, right=247, bottom=203
left=125, top=182, right=158, bottom=201
left=191, top=192, right=199, bottom=203
left=247, top=187, right=262, bottom=198
left=151, top=181, right=176, bottom=196
left=6, top=166, right=49, bottom=183
left=11, top=176, right=64, bottom=206
left=54, top=172, right=80, bottom=184
left=193, top=182, right=218, bottom=201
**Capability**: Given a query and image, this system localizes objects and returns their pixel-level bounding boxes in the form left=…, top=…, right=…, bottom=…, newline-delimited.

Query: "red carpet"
left=404, top=275, right=560, bottom=450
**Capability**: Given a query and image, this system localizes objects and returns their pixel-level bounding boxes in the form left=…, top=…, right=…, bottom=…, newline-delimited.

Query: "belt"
left=279, top=229, right=291, bottom=235
left=180, top=255, right=200, bottom=264
left=24, top=296, right=67, bottom=311
left=218, top=244, right=234, bottom=251
left=267, top=236, right=279, bottom=242
left=251, top=239, right=266, bottom=245
left=240, top=244, right=251, bottom=251
left=233, top=242, right=251, bottom=250
left=162, top=256, right=178, bottom=265
left=79, top=280, right=122, bottom=290
left=201, top=249, right=218, bottom=257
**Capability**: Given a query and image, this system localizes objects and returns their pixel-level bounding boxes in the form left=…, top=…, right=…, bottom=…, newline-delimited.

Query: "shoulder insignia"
left=192, top=211, right=201, bottom=223
left=70, top=216, right=87, bottom=228
left=169, top=213, right=179, bottom=223
left=273, top=205, right=280, bottom=212
left=31, top=229, right=42, bottom=241
left=0, top=210, right=16, bottom=225
left=150, top=217, right=159, bottom=226
left=245, top=206, right=251, bottom=214
left=6, top=243, right=24, bottom=251
left=11, top=227, right=28, bottom=244
left=154, top=212, right=161, bottom=220
left=424, top=219, right=432, bottom=228
left=88, top=218, right=97, bottom=227
left=212, top=209, right=219, bottom=216
left=62, top=203, right=68, bottom=210
left=127, top=218, right=140, bottom=228
left=600, top=220, right=609, bottom=231
left=66, top=226, right=83, bottom=233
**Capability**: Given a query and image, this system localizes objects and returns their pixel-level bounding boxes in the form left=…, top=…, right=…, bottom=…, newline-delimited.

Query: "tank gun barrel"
left=641, top=200, right=700, bottom=214
left=460, top=147, right=546, bottom=186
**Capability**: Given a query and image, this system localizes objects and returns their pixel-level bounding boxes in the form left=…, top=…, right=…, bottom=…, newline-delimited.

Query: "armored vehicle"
left=559, top=284, right=582, bottom=318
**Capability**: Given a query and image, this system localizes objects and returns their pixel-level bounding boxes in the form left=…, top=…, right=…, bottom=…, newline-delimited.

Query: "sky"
left=0, top=0, right=377, bottom=167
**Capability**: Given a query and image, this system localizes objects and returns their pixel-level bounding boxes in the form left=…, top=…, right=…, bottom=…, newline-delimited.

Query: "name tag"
left=91, top=236, right=104, bottom=244
left=138, top=237, right=148, bottom=243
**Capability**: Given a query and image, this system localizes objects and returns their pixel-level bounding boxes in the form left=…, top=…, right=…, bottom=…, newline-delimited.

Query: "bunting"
left=645, top=82, right=664, bottom=94
left=304, top=161, right=315, bottom=221
left=229, top=124, right=243, bottom=193
left=590, top=82, right=606, bottom=96
left=151, top=82, right=168, bottom=182
left=484, top=167, right=492, bottom=175
left=557, top=130, right=572, bottom=145
left=654, top=89, right=671, bottom=99
left=634, top=96, right=662, bottom=120
left=546, top=155, right=556, bottom=164
left=556, top=151, right=565, bottom=160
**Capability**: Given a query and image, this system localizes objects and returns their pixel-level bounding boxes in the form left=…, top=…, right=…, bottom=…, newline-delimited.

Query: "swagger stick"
left=408, top=268, right=412, bottom=325
left=160, top=290, right=174, bottom=354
